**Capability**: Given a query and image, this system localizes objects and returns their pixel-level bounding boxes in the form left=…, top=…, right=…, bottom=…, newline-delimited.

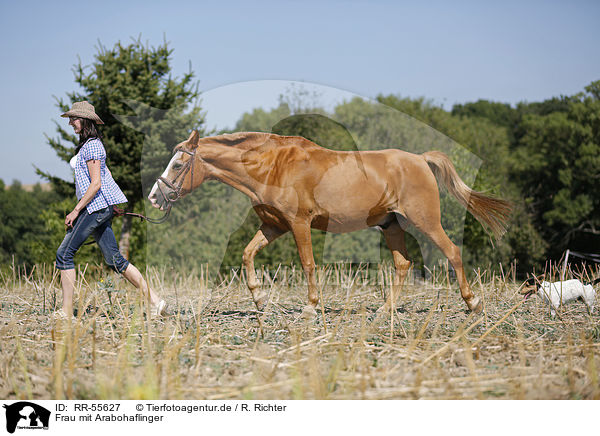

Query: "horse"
left=148, top=130, right=512, bottom=317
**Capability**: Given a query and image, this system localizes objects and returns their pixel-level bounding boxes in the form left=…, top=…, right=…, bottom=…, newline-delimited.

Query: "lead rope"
left=112, top=175, right=174, bottom=224
left=112, top=204, right=172, bottom=224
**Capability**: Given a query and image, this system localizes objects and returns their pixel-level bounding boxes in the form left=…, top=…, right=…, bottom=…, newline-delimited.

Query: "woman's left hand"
left=65, top=209, right=80, bottom=228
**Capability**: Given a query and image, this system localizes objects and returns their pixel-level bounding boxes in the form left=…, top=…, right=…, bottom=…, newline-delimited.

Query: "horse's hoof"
left=301, top=305, right=318, bottom=320
left=253, top=291, right=268, bottom=312
left=467, top=296, right=483, bottom=313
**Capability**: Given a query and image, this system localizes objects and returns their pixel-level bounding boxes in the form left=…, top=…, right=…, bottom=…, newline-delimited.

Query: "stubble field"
left=1, top=262, right=599, bottom=400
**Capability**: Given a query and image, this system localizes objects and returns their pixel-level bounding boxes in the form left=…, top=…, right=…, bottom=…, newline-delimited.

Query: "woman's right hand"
left=65, top=209, right=80, bottom=228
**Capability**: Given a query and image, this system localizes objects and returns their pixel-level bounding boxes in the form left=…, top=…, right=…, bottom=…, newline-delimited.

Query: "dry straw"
left=0, top=261, right=598, bottom=399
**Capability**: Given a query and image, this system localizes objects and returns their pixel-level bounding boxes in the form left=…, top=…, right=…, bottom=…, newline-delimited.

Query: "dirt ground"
left=1, top=264, right=599, bottom=400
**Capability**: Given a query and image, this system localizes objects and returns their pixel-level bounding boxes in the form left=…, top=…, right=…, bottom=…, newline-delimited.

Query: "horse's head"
left=148, top=130, right=207, bottom=210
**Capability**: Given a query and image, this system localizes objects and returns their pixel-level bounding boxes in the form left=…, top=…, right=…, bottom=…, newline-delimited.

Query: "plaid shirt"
left=74, top=138, right=128, bottom=213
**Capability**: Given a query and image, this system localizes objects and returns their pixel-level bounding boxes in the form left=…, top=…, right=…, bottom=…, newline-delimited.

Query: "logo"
left=3, top=402, right=50, bottom=434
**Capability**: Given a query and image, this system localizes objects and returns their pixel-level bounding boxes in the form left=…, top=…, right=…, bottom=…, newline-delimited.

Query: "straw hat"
left=61, top=101, right=104, bottom=124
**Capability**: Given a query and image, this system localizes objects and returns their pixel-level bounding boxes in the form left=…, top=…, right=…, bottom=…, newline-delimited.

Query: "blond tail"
left=423, top=151, right=512, bottom=239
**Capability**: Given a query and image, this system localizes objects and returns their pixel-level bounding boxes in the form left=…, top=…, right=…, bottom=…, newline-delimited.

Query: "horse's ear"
left=187, top=130, right=200, bottom=149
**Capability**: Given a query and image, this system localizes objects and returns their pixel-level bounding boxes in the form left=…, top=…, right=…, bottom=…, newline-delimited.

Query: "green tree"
left=38, top=37, right=205, bottom=261
left=452, top=97, right=570, bottom=146
left=513, top=81, right=600, bottom=256
left=234, top=103, right=291, bottom=132
left=0, top=180, right=62, bottom=266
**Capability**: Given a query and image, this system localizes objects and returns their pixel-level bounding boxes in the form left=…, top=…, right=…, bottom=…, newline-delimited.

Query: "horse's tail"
left=422, top=151, right=512, bottom=239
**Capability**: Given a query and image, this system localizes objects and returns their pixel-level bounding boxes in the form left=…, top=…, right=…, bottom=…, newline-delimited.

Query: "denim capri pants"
left=56, top=207, right=130, bottom=273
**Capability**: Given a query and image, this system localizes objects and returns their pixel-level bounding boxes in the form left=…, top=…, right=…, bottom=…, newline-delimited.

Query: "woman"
left=54, top=101, right=166, bottom=318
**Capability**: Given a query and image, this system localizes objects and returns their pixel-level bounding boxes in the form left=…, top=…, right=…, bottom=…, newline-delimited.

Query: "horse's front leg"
left=242, top=224, right=285, bottom=311
left=290, top=222, right=319, bottom=319
left=377, top=220, right=411, bottom=313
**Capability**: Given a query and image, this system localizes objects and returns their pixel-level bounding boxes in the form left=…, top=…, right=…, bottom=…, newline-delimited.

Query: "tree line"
left=1, top=39, right=598, bottom=278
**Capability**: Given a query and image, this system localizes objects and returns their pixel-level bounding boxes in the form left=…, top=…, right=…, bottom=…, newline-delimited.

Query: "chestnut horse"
left=148, top=131, right=511, bottom=316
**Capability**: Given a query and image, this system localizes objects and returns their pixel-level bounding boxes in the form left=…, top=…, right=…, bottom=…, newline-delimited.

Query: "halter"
left=116, top=148, right=196, bottom=225
left=157, top=148, right=196, bottom=204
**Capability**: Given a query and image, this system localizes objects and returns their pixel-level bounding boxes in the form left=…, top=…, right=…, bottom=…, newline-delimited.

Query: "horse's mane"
left=209, top=132, right=321, bottom=187
left=202, top=132, right=272, bottom=150
left=174, top=132, right=325, bottom=186
left=202, top=132, right=322, bottom=151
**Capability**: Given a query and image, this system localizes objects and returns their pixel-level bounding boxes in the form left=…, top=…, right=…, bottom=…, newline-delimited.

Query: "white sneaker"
left=151, top=300, right=167, bottom=317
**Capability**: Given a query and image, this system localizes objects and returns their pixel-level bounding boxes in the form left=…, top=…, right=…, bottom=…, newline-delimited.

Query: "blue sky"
left=1, top=0, right=599, bottom=184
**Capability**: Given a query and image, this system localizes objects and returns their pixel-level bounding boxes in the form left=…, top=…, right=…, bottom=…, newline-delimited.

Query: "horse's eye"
left=172, top=163, right=183, bottom=171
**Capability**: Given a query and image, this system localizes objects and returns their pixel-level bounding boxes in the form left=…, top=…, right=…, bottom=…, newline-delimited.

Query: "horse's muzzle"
left=148, top=184, right=171, bottom=210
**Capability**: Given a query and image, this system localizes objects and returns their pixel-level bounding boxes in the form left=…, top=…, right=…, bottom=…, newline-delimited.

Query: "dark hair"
left=75, top=118, right=103, bottom=154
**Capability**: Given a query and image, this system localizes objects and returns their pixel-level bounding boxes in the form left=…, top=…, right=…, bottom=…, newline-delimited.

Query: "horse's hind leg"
left=416, top=222, right=482, bottom=313
left=243, top=224, right=286, bottom=310
left=377, top=221, right=411, bottom=313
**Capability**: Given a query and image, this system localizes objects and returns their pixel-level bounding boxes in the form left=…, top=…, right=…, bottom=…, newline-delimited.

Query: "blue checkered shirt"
left=74, top=138, right=128, bottom=213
